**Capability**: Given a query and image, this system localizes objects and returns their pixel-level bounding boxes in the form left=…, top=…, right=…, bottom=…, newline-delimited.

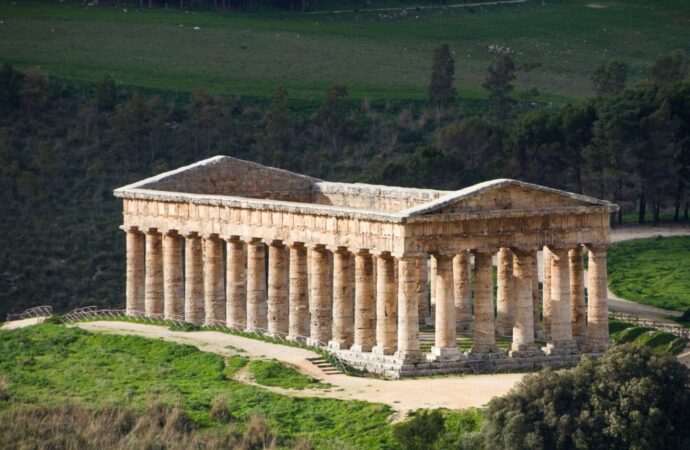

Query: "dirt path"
left=0, top=317, right=46, bottom=330
left=75, top=321, right=523, bottom=414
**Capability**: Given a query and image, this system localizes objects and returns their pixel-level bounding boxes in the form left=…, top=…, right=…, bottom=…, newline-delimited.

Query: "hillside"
left=1, top=0, right=688, bottom=100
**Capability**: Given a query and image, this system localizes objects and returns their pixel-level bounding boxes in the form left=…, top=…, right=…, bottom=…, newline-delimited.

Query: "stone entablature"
left=115, top=156, right=618, bottom=377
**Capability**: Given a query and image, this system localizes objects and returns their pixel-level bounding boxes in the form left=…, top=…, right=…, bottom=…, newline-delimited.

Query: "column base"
left=372, top=345, right=396, bottom=356
left=426, top=346, right=462, bottom=362
left=306, top=337, right=327, bottom=348
left=350, top=343, right=373, bottom=353
left=287, top=334, right=308, bottom=344
left=586, top=338, right=611, bottom=353
left=541, top=339, right=579, bottom=355
left=509, top=344, right=544, bottom=358
left=469, top=343, right=503, bottom=355
left=328, top=340, right=353, bottom=351
left=395, top=350, right=423, bottom=364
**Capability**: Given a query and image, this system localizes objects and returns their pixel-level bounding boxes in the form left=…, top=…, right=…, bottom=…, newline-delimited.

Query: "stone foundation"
left=333, top=347, right=601, bottom=378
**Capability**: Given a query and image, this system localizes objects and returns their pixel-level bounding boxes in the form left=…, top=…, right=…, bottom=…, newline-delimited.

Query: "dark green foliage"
left=97, top=76, right=117, bottom=112
left=428, top=44, right=457, bottom=110
left=0, top=63, right=24, bottom=117
left=652, top=49, right=689, bottom=87
left=483, top=344, right=690, bottom=450
left=591, top=59, right=628, bottom=96
left=393, top=409, right=446, bottom=450
left=482, top=54, right=516, bottom=122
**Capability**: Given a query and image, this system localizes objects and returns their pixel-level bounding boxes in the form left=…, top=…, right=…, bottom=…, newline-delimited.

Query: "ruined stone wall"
left=312, top=182, right=448, bottom=213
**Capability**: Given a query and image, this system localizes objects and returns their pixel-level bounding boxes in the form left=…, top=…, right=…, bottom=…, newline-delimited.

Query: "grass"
left=1, top=0, right=688, bottom=101
left=0, top=323, right=396, bottom=448
left=247, top=360, right=332, bottom=390
left=609, top=320, right=688, bottom=355
left=608, top=236, right=690, bottom=312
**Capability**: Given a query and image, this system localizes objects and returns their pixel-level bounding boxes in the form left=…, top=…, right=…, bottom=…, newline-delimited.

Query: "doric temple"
left=115, top=156, right=618, bottom=377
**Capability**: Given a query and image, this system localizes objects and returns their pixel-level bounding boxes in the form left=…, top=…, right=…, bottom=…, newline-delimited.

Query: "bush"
left=394, top=409, right=446, bottom=450
left=209, top=395, right=233, bottom=423
left=483, top=344, right=690, bottom=449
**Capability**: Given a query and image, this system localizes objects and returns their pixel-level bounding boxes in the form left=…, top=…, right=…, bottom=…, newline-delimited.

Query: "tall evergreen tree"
left=591, top=59, right=628, bottom=96
left=651, top=49, right=689, bottom=87
left=482, top=54, right=516, bottom=123
left=264, top=84, right=292, bottom=163
left=427, top=44, right=457, bottom=110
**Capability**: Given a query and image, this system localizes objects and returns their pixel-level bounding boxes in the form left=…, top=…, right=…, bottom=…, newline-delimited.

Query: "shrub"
left=483, top=344, right=690, bottom=449
left=394, top=409, right=446, bottom=450
left=209, top=395, right=233, bottom=423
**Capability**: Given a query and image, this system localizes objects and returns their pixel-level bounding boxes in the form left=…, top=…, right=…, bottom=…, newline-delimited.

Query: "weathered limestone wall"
left=312, top=182, right=447, bottom=213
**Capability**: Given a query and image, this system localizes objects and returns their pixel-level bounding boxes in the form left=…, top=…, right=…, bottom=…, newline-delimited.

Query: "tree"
left=263, top=84, right=293, bottom=163
left=651, top=49, right=689, bottom=87
left=0, top=63, right=24, bottom=118
left=591, top=59, right=628, bottom=96
left=96, top=76, right=117, bottom=112
left=482, top=54, right=516, bottom=123
left=316, top=84, right=350, bottom=154
left=393, top=409, right=446, bottom=450
left=483, top=344, right=690, bottom=450
left=428, top=44, right=457, bottom=110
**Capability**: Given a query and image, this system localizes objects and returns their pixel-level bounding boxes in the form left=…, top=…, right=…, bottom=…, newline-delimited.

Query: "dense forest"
left=1, top=49, right=689, bottom=318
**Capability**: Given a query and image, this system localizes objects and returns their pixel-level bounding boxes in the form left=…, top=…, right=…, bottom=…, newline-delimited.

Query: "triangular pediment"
left=402, top=179, right=613, bottom=216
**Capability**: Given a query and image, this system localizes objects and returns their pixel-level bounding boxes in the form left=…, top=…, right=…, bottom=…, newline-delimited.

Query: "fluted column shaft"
left=267, top=242, right=288, bottom=335
left=331, top=249, right=354, bottom=349
left=542, top=246, right=553, bottom=339
left=373, top=253, right=397, bottom=355
left=203, top=235, right=225, bottom=325
left=247, top=240, right=267, bottom=332
left=125, top=229, right=145, bottom=316
left=163, top=231, right=184, bottom=320
left=288, top=243, right=309, bottom=339
left=184, top=233, right=204, bottom=324
left=587, top=245, right=610, bottom=351
left=310, top=246, right=331, bottom=343
left=145, top=230, right=164, bottom=317
left=569, top=246, right=586, bottom=343
left=471, top=250, right=498, bottom=353
left=453, top=251, right=472, bottom=331
left=544, top=247, right=577, bottom=355
left=419, top=257, right=429, bottom=323
left=352, top=251, right=375, bottom=352
left=496, top=247, right=514, bottom=335
left=226, top=239, right=246, bottom=329
left=531, top=251, right=542, bottom=338
left=429, top=255, right=437, bottom=320
left=429, top=254, right=460, bottom=360
left=397, top=255, right=423, bottom=359
left=510, top=248, right=536, bottom=353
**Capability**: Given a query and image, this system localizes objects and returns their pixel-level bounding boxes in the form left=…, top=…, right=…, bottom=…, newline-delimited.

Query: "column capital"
left=305, top=243, right=326, bottom=251
left=397, top=253, right=426, bottom=262
left=471, top=248, right=497, bottom=256
left=164, top=229, right=179, bottom=237
left=327, top=245, right=350, bottom=254
left=354, top=248, right=371, bottom=256
left=269, top=239, right=285, bottom=248
left=247, top=237, right=264, bottom=245
left=510, top=246, right=538, bottom=255
left=223, top=235, right=242, bottom=243
left=286, top=241, right=306, bottom=249
left=145, top=227, right=160, bottom=235
left=202, top=233, right=221, bottom=240
left=371, top=250, right=392, bottom=258
left=184, top=231, right=200, bottom=239
left=121, top=225, right=141, bottom=234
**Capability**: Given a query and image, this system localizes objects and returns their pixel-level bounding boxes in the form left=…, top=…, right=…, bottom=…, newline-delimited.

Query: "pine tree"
left=591, top=59, right=628, bottom=96
left=651, top=49, right=689, bottom=87
left=264, top=84, right=292, bottom=163
left=482, top=54, right=516, bottom=123
left=427, top=44, right=457, bottom=110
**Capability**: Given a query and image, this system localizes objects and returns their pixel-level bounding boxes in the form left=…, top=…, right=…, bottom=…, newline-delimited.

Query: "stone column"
left=247, top=239, right=267, bottom=332
left=145, top=229, right=164, bottom=317
left=544, top=247, right=577, bottom=354
left=428, top=254, right=460, bottom=361
left=226, top=238, right=246, bottom=329
left=184, top=233, right=204, bottom=324
left=509, top=248, right=537, bottom=355
left=496, top=247, right=514, bottom=335
left=453, top=251, right=472, bottom=331
left=309, top=245, right=332, bottom=344
left=569, top=246, right=586, bottom=343
left=396, top=255, right=423, bottom=362
left=267, top=241, right=288, bottom=336
left=288, top=243, right=309, bottom=339
left=470, top=249, right=499, bottom=354
left=125, top=228, right=145, bottom=316
left=373, top=252, right=397, bottom=355
left=586, top=245, right=610, bottom=351
left=542, top=246, right=553, bottom=339
left=352, top=250, right=375, bottom=352
left=330, top=248, right=354, bottom=349
left=419, top=257, right=429, bottom=324
left=203, top=234, right=225, bottom=325
left=428, top=255, right=437, bottom=324
left=163, top=230, right=184, bottom=320
left=531, top=251, right=542, bottom=338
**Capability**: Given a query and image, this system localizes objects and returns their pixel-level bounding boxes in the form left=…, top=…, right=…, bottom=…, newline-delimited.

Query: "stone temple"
left=115, top=156, right=617, bottom=377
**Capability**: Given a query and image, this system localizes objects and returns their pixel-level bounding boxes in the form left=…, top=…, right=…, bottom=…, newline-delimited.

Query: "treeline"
left=0, top=50, right=689, bottom=317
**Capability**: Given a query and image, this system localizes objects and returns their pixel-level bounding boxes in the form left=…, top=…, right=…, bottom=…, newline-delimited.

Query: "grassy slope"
left=608, top=236, right=690, bottom=312
left=609, top=320, right=688, bottom=355
left=0, top=324, right=396, bottom=448
left=0, top=0, right=688, bottom=100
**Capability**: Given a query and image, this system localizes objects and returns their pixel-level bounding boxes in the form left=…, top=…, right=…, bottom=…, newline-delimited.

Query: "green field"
left=0, top=0, right=688, bottom=100
left=608, top=236, right=690, bottom=312
left=609, top=320, right=688, bottom=355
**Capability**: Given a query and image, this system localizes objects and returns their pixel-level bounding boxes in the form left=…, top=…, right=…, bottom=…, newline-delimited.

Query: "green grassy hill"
left=1, top=0, right=688, bottom=100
